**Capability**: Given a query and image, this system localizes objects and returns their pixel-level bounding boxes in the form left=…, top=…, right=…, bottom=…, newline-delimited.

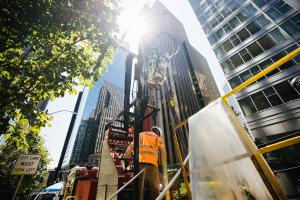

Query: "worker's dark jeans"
left=139, top=163, right=160, bottom=200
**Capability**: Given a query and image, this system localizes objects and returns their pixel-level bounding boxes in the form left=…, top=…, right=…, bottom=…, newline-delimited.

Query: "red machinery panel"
left=75, top=180, right=98, bottom=200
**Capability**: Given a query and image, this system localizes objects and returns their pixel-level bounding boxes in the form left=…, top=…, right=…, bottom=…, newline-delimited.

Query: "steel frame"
left=173, top=47, right=300, bottom=200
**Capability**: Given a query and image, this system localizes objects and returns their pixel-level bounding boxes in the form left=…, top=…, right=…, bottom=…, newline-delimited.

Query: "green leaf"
left=68, top=88, right=78, bottom=95
left=0, top=70, right=11, bottom=79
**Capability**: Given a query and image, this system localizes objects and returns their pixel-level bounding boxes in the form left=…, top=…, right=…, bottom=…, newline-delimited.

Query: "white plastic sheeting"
left=188, top=99, right=273, bottom=200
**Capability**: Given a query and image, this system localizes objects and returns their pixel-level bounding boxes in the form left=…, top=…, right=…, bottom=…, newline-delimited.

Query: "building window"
left=229, top=45, right=300, bottom=86
left=246, top=21, right=261, bottom=35
left=257, top=35, right=276, bottom=50
left=230, top=35, right=241, bottom=46
left=239, top=49, right=252, bottom=62
left=250, top=65, right=261, bottom=76
left=223, top=24, right=232, bottom=33
left=221, top=60, right=234, bottom=74
left=211, top=19, right=218, bottom=28
left=221, top=6, right=231, bottom=17
left=208, top=0, right=243, bottom=29
left=266, top=0, right=293, bottom=20
left=239, top=97, right=257, bottom=116
left=203, top=24, right=212, bottom=34
left=229, top=16, right=241, bottom=29
left=229, top=76, right=242, bottom=89
left=216, top=13, right=225, bottom=23
left=247, top=42, right=264, bottom=57
left=263, top=87, right=283, bottom=107
left=269, top=28, right=287, bottom=43
left=266, top=7, right=282, bottom=20
left=230, top=53, right=244, bottom=68
left=214, top=46, right=225, bottom=58
left=240, top=70, right=252, bottom=82
left=237, top=28, right=251, bottom=41
left=205, top=9, right=214, bottom=19
left=244, top=4, right=257, bottom=15
left=209, top=5, right=260, bottom=43
left=216, top=0, right=227, bottom=9
left=281, top=20, right=300, bottom=36
left=216, top=28, right=225, bottom=39
left=286, top=45, right=300, bottom=63
left=273, top=1, right=292, bottom=14
left=272, top=51, right=294, bottom=70
left=256, top=14, right=270, bottom=27
left=197, top=14, right=207, bottom=25
left=252, top=0, right=267, bottom=7
left=291, top=13, right=300, bottom=27
left=273, top=81, right=300, bottom=103
left=208, top=34, right=218, bottom=45
left=104, top=91, right=111, bottom=107
left=259, top=58, right=279, bottom=77
left=223, top=40, right=234, bottom=51
left=251, top=91, right=271, bottom=111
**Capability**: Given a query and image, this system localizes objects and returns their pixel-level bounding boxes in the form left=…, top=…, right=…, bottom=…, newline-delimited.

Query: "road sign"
left=11, top=154, right=41, bottom=175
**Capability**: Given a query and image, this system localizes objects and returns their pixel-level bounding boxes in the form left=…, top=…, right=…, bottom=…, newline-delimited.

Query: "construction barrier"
left=172, top=47, right=300, bottom=200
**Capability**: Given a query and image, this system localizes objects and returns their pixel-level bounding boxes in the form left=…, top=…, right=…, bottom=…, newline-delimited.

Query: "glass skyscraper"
left=189, top=0, right=300, bottom=197
left=93, top=81, right=124, bottom=154
left=138, top=2, right=220, bottom=164
left=65, top=47, right=127, bottom=167
left=81, top=47, right=128, bottom=120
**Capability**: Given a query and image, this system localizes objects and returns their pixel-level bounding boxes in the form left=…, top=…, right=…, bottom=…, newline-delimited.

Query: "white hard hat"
left=151, top=126, right=162, bottom=136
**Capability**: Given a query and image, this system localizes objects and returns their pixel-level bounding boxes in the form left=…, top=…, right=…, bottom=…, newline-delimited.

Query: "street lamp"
left=46, top=110, right=77, bottom=115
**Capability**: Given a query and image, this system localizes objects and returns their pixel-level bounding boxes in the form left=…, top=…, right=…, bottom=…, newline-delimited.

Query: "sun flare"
left=117, top=0, right=152, bottom=52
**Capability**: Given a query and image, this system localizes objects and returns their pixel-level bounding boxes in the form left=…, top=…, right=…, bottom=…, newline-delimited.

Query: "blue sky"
left=41, top=0, right=226, bottom=169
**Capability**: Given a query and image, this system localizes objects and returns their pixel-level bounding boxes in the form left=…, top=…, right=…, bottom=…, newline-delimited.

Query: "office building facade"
left=138, top=2, right=220, bottom=164
left=223, top=82, right=247, bottom=128
left=70, top=117, right=97, bottom=165
left=189, top=0, right=300, bottom=141
left=93, top=81, right=124, bottom=154
left=189, top=0, right=300, bottom=197
left=66, top=47, right=127, bottom=167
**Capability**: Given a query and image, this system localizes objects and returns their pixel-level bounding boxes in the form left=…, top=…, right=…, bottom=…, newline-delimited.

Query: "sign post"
left=11, top=154, right=41, bottom=200
left=12, top=175, right=24, bottom=200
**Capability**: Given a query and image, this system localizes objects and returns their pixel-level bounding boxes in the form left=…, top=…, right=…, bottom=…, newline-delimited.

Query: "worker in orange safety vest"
left=124, top=126, right=167, bottom=200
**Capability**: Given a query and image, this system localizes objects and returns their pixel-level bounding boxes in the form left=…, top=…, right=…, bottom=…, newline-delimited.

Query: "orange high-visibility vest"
left=138, top=131, right=164, bottom=167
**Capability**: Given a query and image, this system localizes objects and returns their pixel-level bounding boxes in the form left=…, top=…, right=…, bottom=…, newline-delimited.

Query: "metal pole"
left=155, top=85, right=169, bottom=200
left=54, top=90, right=83, bottom=181
left=139, top=170, right=146, bottom=200
left=173, top=120, right=192, bottom=200
left=124, top=54, right=135, bottom=131
left=259, top=136, right=300, bottom=154
left=12, top=174, right=24, bottom=200
left=134, top=99, right=142, bottom=200
left=155, top=154, right=190, bottom=200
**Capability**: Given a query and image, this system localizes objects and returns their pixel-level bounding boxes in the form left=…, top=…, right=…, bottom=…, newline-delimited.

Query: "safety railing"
left=106, top=168, right=145, bottom=200
left=221, top=47, right=300, bottom=200
left=155, top=154, right=190, bottom=200
left=173, top=119, right=191, bottom=200
left=171, top=47, right=300, bottom=200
